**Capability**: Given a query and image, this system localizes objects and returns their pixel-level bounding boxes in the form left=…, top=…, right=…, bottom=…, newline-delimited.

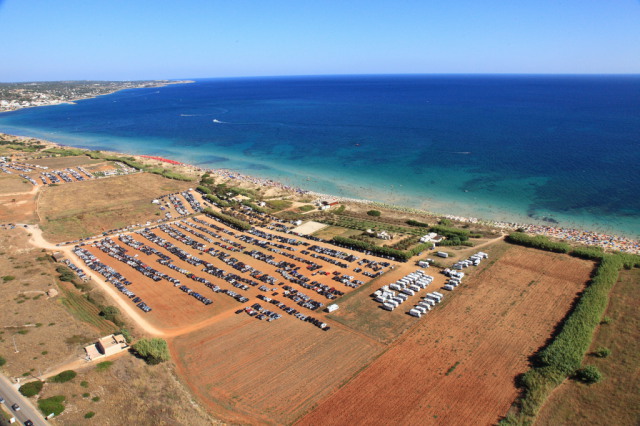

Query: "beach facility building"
left=84, top=334, right=128, bottom=360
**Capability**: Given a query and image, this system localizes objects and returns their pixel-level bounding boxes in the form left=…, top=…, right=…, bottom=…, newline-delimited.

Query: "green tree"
left=366, top=210, right=381, bottom=217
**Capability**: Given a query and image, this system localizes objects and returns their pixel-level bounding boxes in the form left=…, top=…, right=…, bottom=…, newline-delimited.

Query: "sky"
left=1, top=0, right=639, bottom=81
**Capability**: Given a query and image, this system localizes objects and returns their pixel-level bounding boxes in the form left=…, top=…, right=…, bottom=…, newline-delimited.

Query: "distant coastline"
left=0, top=80, right=194, bottom=113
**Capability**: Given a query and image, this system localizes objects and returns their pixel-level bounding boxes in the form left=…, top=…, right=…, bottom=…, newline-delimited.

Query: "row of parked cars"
left=73, top=246, right=153, bottom=313
left=255, top=295, right=331, bottom=331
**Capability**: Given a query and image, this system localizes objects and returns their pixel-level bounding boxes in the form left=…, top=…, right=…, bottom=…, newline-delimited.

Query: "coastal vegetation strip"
left=502, top=233, right=640, bottom=424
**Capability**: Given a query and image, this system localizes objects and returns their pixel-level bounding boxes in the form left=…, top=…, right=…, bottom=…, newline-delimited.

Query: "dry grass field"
left=0, top=229, right=217, bottom=425
left=328, top=241, right=510, bottom=344
left=0, top=174, right=33, bottom=194
left=0, top=230, right=102, bottom=379
left=34, top=356, right=215, bottom=425
left=28, top=155, right=103, bottom=169
left=38, top=173, right=192, bottom=242
left=535, top=268, right=640, bottom=426
left=298, top=245, right=594, bottom=426
left=171, top=314, right=383, bottom=425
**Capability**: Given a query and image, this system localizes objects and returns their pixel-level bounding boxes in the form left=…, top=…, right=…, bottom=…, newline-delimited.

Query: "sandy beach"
left=1, top=131, right=638, bottom=254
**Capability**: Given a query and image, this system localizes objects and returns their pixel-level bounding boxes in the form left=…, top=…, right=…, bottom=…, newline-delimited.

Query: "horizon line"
left=2, top=72, right=640, bottom=84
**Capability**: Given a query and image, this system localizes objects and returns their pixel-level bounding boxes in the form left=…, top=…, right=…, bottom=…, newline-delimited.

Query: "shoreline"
left=2, top=132, right=638, bottom=254
left=0, top=79, right=195, bottom=114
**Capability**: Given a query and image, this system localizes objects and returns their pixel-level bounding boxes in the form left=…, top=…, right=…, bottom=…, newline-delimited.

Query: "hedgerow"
left=505, top=232, right=570, bottom=253
left=502, top=235, right=640, bottom=423
left=204, top=208, right=251, bottom=231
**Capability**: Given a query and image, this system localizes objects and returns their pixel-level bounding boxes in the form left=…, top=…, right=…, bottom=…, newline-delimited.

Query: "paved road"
left=0, top=374, right=48, bottom=426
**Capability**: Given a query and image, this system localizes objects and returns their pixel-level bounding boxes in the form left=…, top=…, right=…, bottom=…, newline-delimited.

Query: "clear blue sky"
left=1, top=0, right=639, bottom=81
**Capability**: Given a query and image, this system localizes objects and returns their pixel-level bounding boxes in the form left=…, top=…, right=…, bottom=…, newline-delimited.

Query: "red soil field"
left=298, top=245, right=594, bottom=425
left=171, top=313, right=384, bottom=425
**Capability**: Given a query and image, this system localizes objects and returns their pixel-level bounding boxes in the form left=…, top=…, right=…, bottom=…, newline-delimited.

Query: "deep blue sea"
left=1, top=75, right=639, bottom=237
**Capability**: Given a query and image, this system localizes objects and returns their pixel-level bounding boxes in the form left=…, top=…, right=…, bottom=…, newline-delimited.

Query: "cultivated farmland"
left=172, top=314, right=383, bottom=425
left=298, top=245, right=594, bottom=425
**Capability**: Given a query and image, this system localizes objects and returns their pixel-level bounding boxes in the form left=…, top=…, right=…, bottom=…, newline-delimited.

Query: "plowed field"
left=172, top=314, right=383, bottom=425
left=298, top=245, right=594, bottom=425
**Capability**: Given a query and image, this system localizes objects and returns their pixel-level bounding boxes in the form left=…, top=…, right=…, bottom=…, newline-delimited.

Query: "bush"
left=600, top=316, right=613, bottom=325
left=55, top=265, right=76, bottom=282
left=99, top=306, right=120, bottom=322
left=439, top=218, right=453, bottom=226
left=575, top=365, right=603, bottom=384
left=96, top=361, right=113, bottom=371
left=19, top=380, right=43, bottom=397
left=0, top=356, right=6, bottom=367
left=2, top=275, right=15, bottom=282
left=80, top=380, right=89, bottom=388
left=406, top=219, right=429, bottom=228
left=366, top=210, right=381, bottom=217
left=38, top=395, right=66, bottom=416
left=48, top=370, right=77, bottom=383
left=132, top=338, right=170, bottom=365
left=120, top=328, right=133, bottom=343
left=84, top=411, right=95, bottom=419
left=593, top=347, right=611, bottom=358
left=203, top=208, right=251, bottom=231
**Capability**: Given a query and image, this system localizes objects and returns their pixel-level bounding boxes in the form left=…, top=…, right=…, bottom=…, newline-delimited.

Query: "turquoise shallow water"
left=1, top=75, right=639, bottom=237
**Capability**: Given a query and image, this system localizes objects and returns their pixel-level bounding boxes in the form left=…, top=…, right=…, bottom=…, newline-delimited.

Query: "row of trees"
left=203, top=208, right=251, bottom=231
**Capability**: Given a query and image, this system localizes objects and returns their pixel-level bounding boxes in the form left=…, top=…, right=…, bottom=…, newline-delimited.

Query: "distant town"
left=0, top=80, right=192, bottom=112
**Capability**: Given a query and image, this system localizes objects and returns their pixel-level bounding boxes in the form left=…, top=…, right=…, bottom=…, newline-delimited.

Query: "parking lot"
left=73, top=209, right=398, bottom=330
